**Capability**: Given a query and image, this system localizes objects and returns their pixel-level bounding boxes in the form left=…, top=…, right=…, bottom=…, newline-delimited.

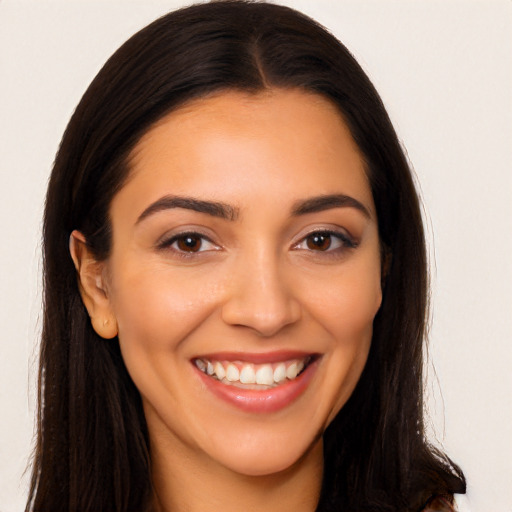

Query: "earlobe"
left=69, top=230, right=118, bottom=339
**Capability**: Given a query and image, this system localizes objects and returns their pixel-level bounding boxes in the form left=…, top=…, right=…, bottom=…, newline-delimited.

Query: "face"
left=101, top=89, right=382, bottom=476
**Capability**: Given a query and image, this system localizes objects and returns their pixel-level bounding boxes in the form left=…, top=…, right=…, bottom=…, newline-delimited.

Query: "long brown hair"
left=28, top=2, right=465, bottom=511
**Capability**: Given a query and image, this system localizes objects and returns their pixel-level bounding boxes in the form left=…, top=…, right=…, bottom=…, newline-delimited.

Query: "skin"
left=71, top=89, right=383, bottom=512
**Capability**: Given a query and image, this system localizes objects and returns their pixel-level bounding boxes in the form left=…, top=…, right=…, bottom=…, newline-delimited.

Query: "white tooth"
left=256, top=365, right=274, bottom=385
left=195, top=359, right=206, bottom=372
left=226, top=364, right=240, bottom=382
left=273, top=363, right=287, bottom=383
left=207, top=361, right=214, bottom=375
left=296, top=359, right=305, bottom=374
left=239, top=364, right=256, bottom=384
left=286, top=362, right=298, bottom=380
left=214, top=362, right=225, bottom=380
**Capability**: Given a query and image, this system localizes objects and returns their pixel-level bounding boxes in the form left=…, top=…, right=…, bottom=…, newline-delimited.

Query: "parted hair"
left=28, top=2, right=465, bottom=511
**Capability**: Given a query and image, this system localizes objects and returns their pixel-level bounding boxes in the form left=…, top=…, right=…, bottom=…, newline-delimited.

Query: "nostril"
left=221, top=291, right=301, bottom=336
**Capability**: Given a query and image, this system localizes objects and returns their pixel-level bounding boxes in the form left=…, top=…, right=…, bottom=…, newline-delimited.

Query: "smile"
left=194, top=357, right=311, bottom=389
left=192, top=352, right=319, bottom=413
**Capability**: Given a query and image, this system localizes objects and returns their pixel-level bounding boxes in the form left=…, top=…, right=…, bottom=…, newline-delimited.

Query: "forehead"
left=115, top=88, right=374, bottom=220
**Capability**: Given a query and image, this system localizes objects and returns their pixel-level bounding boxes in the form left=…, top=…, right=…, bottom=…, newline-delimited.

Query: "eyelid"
left=291, top=227, right=358, bottom=255
left=156, top=229, right=221, bottom=253
left=293, top=226, right=357, bottom=247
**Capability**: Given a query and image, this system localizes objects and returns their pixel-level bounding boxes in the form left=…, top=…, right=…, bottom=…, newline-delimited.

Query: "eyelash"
left=157, top=231, right=220, bottom=259
left=293, top=229, right=358, bottom=256
left=158, top=229, right=357, bottom=260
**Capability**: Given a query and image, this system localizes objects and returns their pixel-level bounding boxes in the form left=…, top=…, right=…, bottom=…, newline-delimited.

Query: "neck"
left=150, top=433, right=323, bottom=512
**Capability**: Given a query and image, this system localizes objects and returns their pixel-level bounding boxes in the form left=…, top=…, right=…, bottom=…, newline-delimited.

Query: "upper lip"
left=192, top=350, right=317, bottom=364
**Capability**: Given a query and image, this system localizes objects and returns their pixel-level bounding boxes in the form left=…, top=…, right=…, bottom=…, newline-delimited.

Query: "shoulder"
left=421, top=494, right=470, bottom=512
left=453, top=494, right=471, bottom=512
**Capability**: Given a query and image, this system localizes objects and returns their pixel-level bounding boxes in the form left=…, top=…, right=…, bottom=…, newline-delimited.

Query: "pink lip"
left=193, top=355, right=319, bottom=413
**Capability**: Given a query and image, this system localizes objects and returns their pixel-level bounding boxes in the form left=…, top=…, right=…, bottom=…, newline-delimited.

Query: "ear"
left=69, top=230, right=118, bottom=339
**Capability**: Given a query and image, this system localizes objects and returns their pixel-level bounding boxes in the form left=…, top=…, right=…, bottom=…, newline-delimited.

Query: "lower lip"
left=193, top=359, right=318, bottom=413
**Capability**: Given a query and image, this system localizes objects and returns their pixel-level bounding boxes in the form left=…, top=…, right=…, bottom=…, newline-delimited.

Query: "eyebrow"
left=136, top=192, right=370, bottom=224
left=291, top=194, right=371, bottom=218
left=136, top=195, right=239, bottom=223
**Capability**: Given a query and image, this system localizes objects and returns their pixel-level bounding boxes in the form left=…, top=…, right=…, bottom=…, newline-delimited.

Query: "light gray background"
left=1, top=1, right=511, bottom=510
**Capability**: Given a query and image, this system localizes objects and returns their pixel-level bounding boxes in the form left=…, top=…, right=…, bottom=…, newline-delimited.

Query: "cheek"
left=305, top=259, right=382, bottom=339
left=327, top=264, right=381, bottom=372
left=108, top=263, right=226, bottom=356
left=303, top=259, right=381, bottom=421
left=107, top=265, right=230, bottom=417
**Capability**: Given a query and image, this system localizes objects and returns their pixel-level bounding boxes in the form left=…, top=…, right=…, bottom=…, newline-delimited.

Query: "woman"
left=27, top=1, right=465, bottom=511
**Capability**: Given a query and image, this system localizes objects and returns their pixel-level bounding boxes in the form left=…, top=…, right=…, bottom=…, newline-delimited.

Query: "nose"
left=221, top=252, right=301, bottom=337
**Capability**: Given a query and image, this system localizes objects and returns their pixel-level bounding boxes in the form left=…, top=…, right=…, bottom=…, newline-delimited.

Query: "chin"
left=203, top=426, right=324, bottom=478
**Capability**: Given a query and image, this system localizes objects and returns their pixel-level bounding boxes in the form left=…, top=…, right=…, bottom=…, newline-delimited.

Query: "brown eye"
left=294, top=230, right=356, bottom=254
left=161, top=232, right=220, bottom=256
left=306, top=233, right=332, bottom=251
left=176, top=235, right=203, bottom=252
